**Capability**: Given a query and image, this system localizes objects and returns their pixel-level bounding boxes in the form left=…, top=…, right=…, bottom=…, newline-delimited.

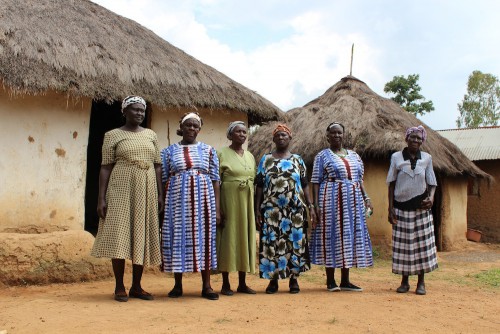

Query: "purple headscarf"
left=405, top=125, right=427, bottom=142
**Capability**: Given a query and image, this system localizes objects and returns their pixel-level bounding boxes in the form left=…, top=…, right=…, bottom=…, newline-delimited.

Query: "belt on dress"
left=116, top=160, right=152, bottom=170
left=326, top=178, right=360, bottom=188
left=169, top=169, right=208, bottom=177
left=222, top=176, right=254, bottom=189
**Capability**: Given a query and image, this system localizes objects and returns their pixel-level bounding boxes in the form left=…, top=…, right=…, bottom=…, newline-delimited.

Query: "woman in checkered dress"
left=387, top=125, right=438, bottom=295
left=92, top=96, right=163, bottom=302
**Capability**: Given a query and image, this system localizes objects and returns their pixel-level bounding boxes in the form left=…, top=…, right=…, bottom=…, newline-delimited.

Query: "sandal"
left=129, top=288, right=154, bottom=300
left=201, top=288, right=219, bottom=300
left=114, top=290, right=128, bottom=302
left=265, top=280, right=279, bottom=294
left=168, top=286, right=183, bottom=298
left=237, top=285, right=256, bottom=294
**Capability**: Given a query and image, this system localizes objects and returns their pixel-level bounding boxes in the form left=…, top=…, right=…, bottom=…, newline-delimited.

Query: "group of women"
left=91, top=95, right=439, bottom=302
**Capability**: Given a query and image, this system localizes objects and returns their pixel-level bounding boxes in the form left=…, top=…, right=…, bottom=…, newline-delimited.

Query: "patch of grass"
left=474, top=269, right=500, bottom=287
left=327, top=317, right=337, bottom=324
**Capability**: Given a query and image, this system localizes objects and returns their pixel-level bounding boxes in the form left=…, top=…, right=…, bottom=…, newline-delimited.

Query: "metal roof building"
left=438, top=126, right=500, bottom=161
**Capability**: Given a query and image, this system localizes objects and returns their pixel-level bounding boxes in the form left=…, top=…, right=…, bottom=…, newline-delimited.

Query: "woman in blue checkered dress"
left=311, top=122, right=373, bottom=293
left=387, top=125, right=438, bottom=296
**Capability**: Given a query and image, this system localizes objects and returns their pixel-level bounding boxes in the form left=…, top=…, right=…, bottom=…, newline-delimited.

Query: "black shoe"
left=327, top=281, right=341, bottom=292
left=114, top=290, right=128, bottom=302
left=289, top=278, right=300, bottom=294
left=236, top=286, right=257, bottom=294
left=416, top=284, right=426, bottom=295
left=220, top=287, right=234, bottom=296
left=201, top=288, right=219, bottom=300
left=168, top=286, right=183, bottom=298
left=129, top=288, right=154, bottom=300
left=340, top=282, right=363, bottom=292
left=396, top=284, right=410, bottom=293
left=265, top=280, right=279, bottom=294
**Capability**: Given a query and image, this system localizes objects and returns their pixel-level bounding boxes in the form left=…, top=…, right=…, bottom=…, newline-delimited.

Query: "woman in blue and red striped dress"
left=311, top=122, right=373, bottom=292
left=160, top=112, right=221, bottom=300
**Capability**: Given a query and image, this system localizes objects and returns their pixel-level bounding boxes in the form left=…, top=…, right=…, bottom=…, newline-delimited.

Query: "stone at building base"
left=0, top=230, right=112, bottom=286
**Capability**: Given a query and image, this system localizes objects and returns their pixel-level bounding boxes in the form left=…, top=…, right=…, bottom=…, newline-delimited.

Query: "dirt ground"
left=1, top=242, right=499, bottom=334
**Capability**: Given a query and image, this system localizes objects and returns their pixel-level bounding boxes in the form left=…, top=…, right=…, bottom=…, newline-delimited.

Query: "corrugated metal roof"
left=437, top=126, right=500, bottom=161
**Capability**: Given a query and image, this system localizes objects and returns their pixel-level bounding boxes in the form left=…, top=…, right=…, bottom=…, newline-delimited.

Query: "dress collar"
left=402, top=147, right=421, bottom=161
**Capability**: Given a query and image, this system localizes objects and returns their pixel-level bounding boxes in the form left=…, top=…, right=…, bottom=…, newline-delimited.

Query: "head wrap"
left=326, top=122, right=345, bottom=132
left=180, top=112, right=202, bottom=125
left=405, top=125, right=427, bottom=142
left=226, top=121, right=245, bottom=139
left=272, top=124, right=292, bottom=137
left=121, top=95, right=146, bottom=113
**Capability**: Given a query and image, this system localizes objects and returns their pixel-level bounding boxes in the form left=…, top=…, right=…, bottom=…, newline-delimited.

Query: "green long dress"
left=216, top=147, right=256, bottom=273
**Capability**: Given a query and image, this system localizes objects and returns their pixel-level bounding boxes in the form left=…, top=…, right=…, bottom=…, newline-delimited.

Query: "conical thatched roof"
left=249, top=76, right=488, bottom=178
left=0, top=0, right=282, bottom=124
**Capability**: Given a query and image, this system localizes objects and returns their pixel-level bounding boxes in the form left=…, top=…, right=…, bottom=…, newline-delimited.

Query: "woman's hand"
left=420, top=196, right=434, bottom=210
left=365, top=199, right=373, bottom=212
left=388, top=208, right=397, bottom=225
left=158, top=196, right=165, bottom=214
left=255, top=210, right=262, bottom=231
left=97, top=198, right=107, bottom=219
left=219, top=210, right=226, bottom=228
left=216, top=209, right=222, bottom=226
left=309, top=207, right=317, bottom=229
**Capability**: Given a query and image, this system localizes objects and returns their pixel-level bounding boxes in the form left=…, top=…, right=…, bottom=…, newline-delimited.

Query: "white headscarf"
left=181, top=112, right=202, bottom=125
left=226, top=121, right=245, bottom=139
left=121, top=96, right=146, bottom=113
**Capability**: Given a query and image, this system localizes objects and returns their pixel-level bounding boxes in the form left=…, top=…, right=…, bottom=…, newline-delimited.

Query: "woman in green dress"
left=217, top=121, right=257, bottom=296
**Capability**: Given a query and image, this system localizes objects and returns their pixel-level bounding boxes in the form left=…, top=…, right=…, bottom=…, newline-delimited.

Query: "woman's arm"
left=421, top=185, right=436, bottom=210
left=312, top=183, right=320, bottom=229
left=388, top=181, right=397, bottom=225
left=303, top=184, right=316, bottom=228
left=360, top=182, right=373, bottom=213
left=254, top=186, right=263, bottom=230
left=213, top=180, right=221, bottom=225
left=155, top=163, right=165, bottom=213
left=97, top=164, right=114, bottom=219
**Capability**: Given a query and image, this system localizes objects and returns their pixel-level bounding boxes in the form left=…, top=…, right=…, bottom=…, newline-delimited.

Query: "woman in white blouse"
left=387, top=125, right=438, bottom=295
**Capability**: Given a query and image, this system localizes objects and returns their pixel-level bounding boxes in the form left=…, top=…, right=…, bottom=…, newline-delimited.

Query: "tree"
left=456, top=71, right=500, bottom=128
left=384, top=74, right=434, bottom=116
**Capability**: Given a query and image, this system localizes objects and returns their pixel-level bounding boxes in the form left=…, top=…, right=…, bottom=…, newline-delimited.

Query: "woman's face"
left=327, top=124, right=344, bottom=147
left=406, top=132, right=423, bottom=151
left=229, top=124, right=247, bottom=145
left=273, top=131, right=291, bottom=149
left=123, top=103, right=146, bottom=125
left=181, top=118, right=201, bottom=143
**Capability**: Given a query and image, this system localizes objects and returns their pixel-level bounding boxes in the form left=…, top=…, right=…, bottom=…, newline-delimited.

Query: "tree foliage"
left=384, top=74, right=434, bottom=116
left=456, top=71, right=500, bottom=128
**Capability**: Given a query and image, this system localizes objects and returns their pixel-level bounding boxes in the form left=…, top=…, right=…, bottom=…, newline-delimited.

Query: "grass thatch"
left=0, top=0, right=282, bottom=124
left=249, top=76, right=489, bottom=178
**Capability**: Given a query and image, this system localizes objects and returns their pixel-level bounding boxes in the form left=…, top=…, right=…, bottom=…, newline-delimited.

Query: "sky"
left=93, top=0, right=500, bottom=130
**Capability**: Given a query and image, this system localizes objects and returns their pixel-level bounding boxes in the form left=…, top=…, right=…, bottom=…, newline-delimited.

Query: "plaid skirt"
left=392, top=208, right=438, bottom=275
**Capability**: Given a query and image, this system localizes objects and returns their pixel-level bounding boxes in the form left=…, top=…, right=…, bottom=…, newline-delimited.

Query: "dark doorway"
left=432, top=175, right=443, bottom=251
left=84, top=100, right=151, bottom=235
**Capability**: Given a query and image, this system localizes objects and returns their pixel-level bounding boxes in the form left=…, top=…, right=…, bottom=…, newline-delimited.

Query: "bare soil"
left=1, top=242, right=499, bottom=334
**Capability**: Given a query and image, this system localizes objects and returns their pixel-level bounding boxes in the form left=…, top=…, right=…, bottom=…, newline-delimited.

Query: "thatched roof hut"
left=0, top=0, right=281, bottom=124
left=249, top=76, right=488, bottom=251
left=249, top=76, right=486, bottom=177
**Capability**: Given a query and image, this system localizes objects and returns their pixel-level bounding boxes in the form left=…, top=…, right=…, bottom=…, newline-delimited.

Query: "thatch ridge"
left=249, top=76, right=489, bottom=178
left=0, top=0, right=282, bottom=124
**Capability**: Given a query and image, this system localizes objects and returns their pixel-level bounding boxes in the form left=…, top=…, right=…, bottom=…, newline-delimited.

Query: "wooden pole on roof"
left=350, top=43, right=354, bottom=76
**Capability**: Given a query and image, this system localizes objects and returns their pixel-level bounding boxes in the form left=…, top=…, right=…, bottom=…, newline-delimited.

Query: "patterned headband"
left=121, top=95, right=146, bottom=112
left=273, top=124, right=292, bottom=137
left=405, top=125, right=427, bottom=142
